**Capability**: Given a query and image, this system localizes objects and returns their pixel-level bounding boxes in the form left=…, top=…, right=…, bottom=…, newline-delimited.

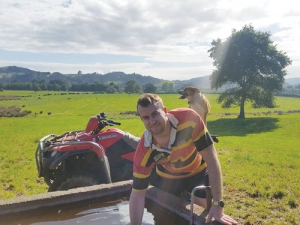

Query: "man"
left=129, top=93, right=237, bottom=225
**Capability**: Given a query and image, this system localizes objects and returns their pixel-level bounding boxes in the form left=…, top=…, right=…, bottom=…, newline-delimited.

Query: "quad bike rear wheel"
left=48, top=174, right=100, bottom=192
left=43, top=176, right=52, bottom=186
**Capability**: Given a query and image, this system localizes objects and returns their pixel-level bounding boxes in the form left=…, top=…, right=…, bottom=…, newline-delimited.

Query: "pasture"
left=0, top=90, right=299, bottom=224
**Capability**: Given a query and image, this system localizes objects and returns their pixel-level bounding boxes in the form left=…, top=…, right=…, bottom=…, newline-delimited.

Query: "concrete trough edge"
left=146, top=186, right=207, bottom=225
left=0, top=181, right=133, bottom=216
left=0, top=180, right=207, bottom=224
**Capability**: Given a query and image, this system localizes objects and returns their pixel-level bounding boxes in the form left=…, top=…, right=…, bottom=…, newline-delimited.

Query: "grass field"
left=0, top=91, right=300, bottom=224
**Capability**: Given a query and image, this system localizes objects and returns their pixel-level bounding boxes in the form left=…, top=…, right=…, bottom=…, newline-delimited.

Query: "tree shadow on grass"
left=207, top=117, right=279, bottom=137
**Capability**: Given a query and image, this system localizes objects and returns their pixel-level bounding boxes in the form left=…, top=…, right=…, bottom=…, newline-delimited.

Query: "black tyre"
left=43, top=176, right=52, bottom=186
left=48, top=174, right=100, bottom=192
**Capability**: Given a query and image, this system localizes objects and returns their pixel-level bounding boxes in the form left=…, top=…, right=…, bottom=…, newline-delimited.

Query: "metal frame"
left=190, top=185, right=212, bottom=225
left=35, top=134, right=112, bottom=183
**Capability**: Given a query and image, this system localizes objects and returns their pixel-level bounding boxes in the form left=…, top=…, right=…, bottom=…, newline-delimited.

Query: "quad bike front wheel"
left=48, top=174, right=100, bottom=192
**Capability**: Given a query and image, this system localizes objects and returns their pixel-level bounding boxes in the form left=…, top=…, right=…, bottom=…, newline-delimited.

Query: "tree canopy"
left=161, top=81, right=175, bottom=93
left=143, top=83, right=157, bottom=93
left=124, top=80, right=142, bottom=94
left=208, top=24, right=292, bottom=118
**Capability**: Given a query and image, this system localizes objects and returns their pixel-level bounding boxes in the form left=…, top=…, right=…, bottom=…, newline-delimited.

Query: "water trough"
left=0, top=180, right=209, bottom=224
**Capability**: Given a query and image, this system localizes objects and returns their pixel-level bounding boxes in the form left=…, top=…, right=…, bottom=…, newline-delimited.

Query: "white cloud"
left=0, top=0, right=299, bottom=80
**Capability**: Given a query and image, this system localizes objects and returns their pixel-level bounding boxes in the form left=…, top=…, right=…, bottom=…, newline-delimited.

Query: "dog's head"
left=178, top=86, right=201, bottom=100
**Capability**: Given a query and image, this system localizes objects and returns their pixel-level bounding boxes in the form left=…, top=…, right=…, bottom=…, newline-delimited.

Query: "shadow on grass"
left=207, top=117, right=279, bottom=137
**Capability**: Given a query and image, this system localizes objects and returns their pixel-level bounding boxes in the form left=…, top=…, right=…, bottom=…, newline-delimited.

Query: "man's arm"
left=200, top=145, right=238, bottom=224
left=200, top=145, right=223, bottom=202
left=129, top=189, right=147, bottom=225
left=200, top=145, right=225, bottom=221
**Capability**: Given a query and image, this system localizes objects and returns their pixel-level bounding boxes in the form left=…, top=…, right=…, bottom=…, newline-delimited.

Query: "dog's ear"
left=184, top=86, right=200, bottom=94
left=190, top=86, right=200, bottom=94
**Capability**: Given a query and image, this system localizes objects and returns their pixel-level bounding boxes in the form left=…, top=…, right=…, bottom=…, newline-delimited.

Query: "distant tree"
left=124, top=80, right=142, bottom=93
left=91, top=82, right=107, bottom=92
left=143, top=83, right=157, bottom=93
left=161, top=81, right=175, bottom=93
left=70, top=84, right=79, bottom=91
left=78, top=70, right=82, bottom=75
left=208, top=24, right=292, bottom=118
left=105, top=86, right=115, bottom=93
left=109, top=82, right=120, bottom=92
left=32, top=83, right=41, bottom=92
left=5, top=82, right=31, bottom=90
left=61, top=82, right=71, bottom=91
left=39, top=82, right=47, bottom=91
left=48, top=79, right=65, bottom=91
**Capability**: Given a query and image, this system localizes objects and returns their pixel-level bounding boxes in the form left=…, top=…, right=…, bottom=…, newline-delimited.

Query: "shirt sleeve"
left=189, top=109, right=214, bottom=151
left=132, top=135, right=155, bottom=191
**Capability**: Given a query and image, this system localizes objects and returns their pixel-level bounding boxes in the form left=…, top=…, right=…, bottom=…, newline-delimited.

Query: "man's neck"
left=152, top=121, right=171, bottom=149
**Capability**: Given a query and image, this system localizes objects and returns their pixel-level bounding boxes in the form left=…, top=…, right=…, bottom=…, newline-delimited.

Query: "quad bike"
left=35, top=112, right=140, bottom=192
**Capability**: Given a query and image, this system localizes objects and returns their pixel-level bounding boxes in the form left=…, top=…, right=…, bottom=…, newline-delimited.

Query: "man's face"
left=138, top=102, right=168, bottom=135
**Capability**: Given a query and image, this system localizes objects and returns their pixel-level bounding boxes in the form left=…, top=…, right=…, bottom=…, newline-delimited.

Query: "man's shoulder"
left=137, top=132, right=146, bottom=146
left=169, top=108, right=198, bottom=116
left=169, top=108, right=200, bottom=123
left=169, top=108, right=195, bottom=114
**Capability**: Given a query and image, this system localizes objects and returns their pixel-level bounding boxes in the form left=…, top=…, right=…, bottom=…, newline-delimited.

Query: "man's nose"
left=149, top=116, right=156, bottom=124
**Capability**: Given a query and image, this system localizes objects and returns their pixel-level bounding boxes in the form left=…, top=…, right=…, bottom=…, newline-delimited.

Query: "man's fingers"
left=206, top=214, right=238, bottom=225
left=222, top=215, right=238, bottom=225
left=205, top=212, right=213, bottom=223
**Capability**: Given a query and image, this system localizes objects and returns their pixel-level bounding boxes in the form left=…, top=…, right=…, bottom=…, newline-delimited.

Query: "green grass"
left=0, top=91, right=300, bottom=224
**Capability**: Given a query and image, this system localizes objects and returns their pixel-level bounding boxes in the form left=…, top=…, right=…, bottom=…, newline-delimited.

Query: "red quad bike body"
left=35, top=112, right=140, bottom=192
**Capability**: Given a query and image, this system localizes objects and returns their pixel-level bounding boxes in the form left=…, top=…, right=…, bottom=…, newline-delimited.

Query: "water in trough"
left=0, top=197, right=189, bottom=225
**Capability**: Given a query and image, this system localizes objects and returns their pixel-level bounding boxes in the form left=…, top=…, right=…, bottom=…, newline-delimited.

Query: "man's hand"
left=206, top=205, right=238, bottom=224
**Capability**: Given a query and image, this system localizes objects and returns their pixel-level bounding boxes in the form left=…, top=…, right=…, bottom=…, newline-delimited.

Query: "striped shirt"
left=132, top=108, right=213, bottom=191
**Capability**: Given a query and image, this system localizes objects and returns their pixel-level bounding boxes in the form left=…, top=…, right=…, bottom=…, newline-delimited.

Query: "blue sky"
left=0, top=0, right=299, bottom=80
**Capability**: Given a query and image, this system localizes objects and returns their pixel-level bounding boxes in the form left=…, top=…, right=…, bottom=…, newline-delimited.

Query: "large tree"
left=208, top=25, right=292, bottom=118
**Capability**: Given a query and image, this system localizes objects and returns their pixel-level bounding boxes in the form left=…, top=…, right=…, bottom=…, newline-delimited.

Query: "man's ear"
left=163, top=107, right=167, bottom=113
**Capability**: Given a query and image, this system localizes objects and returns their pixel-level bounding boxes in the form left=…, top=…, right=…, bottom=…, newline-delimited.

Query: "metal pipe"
left=190, top=185, right=211, bottom=225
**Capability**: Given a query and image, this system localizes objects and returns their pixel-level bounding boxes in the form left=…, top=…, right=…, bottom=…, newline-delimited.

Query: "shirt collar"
left=144, top=112, right=178, bottom=149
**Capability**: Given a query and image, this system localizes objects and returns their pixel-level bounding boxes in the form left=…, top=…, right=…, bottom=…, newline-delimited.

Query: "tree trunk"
left=238, top=96, right=245, bottom=118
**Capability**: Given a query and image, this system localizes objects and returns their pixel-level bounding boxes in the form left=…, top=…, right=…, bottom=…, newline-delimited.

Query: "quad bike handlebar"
left=97, top=112, right=121, bottom=125
left=85, top=112, right=122, bottom=134
left=105, top=120, right=121, bottom=126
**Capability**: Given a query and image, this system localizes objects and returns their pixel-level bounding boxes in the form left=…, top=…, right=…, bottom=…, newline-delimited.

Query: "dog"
left=178, top=86, right=219, bottom=143
left=178, top=86, right=211, bottom=124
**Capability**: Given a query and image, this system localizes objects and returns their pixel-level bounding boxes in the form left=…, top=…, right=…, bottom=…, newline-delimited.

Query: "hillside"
left=0, top=66, right=299, bottom=90
left=0, top=66, right=211, bottom=90
left=284, top=77, right=300, bottom=87
left=0, top=66, right=164, bottom=88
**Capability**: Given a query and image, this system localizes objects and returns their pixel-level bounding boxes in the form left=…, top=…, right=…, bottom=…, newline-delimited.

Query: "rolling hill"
left=0, top=66, right=299, bottom=90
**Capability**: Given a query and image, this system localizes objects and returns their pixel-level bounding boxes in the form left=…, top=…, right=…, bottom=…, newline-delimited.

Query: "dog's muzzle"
left=178, top=90, right=188, bottom=99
